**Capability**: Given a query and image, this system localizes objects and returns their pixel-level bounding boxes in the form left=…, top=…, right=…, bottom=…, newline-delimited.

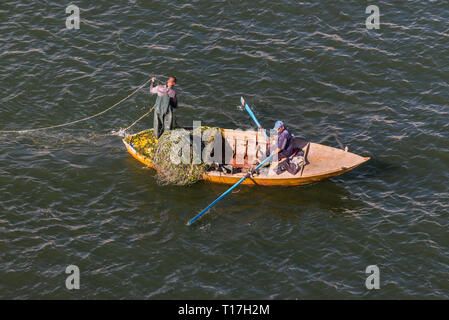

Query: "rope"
left=89, top=105, right=155, bottom=138
left=122, top=106, right=155, bottom=132
left=0, top=78, right=153, bottom=134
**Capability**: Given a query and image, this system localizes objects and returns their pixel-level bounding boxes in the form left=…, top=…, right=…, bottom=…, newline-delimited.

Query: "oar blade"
left=186, top=153, right=275, bottom=226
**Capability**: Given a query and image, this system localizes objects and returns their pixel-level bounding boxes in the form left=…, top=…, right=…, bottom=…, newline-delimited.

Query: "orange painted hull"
left=123, top=136, right=370, bottom=187
left=203, top=163, right=368, bottom=186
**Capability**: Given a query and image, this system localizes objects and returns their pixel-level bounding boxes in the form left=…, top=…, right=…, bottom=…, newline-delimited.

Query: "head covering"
left=273, top=120, right=284, bottom=130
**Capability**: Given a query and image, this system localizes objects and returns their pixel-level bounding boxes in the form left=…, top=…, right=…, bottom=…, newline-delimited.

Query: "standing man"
left=150, top=76, right=178, bottom=139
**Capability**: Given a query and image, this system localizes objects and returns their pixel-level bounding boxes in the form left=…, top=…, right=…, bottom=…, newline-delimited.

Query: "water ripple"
left=0, top=0, right=447, bottom=299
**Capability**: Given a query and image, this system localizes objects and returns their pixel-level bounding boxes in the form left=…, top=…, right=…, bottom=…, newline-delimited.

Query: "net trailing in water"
left=126, top=127, right=221, bottom=185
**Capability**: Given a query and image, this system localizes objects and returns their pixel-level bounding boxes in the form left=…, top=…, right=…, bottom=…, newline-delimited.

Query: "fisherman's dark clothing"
left=276, top=158, right=299, bottom=175
left=275, top=127, right=300, bottom=175
left=150, top=83, right=177, bottom=139
left=277, top=127, right=294, bottom=160
left=150, top=83, right=177, bottom=108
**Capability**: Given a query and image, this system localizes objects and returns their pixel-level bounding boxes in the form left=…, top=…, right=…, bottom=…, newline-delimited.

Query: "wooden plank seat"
left=222, top=129, right=268, bottom=169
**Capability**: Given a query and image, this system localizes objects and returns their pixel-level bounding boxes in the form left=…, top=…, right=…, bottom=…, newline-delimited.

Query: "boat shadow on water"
left=122, top=128, right=374, bottom=224
left=123, top=159, right=368, bottom=226
left=194, top=178, right=368, bottom=223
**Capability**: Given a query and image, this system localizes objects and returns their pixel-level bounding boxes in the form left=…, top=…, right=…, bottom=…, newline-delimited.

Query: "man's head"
left=167, top=76, right=177, bottom=87
left=273, top=120, right=284, bottom=134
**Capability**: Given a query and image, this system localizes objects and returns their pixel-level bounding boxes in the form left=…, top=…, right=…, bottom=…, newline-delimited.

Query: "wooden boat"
left=123, top=128, right=370, bottom=186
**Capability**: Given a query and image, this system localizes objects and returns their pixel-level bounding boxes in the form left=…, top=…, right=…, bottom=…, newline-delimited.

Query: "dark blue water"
left=0, top=1, right=448, bottom=299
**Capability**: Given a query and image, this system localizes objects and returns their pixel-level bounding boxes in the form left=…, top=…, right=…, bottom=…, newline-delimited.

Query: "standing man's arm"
left=149, top=77, right=160, bottom=94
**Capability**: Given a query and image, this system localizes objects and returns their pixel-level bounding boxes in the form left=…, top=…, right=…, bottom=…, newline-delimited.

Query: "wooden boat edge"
left=123, top=138, right=155, bottom=169
left=122, top=132, right=370, bottom=186
left=203, top=156, right=370, bottom=186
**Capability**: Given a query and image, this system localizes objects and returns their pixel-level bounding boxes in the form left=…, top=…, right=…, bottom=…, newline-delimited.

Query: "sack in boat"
left=291, top=154, right=305, bottom=168
left=276, top=158, right=300, bottom=175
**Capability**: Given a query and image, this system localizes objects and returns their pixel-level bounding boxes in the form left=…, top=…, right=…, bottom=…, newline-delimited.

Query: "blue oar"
left=187, top=153, right=275, bottom=226
left=241, top=97, right=269, bottom=141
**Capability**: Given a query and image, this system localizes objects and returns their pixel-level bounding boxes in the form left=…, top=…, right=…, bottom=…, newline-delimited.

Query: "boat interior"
left=202, top=128, right=369, bottom=179
left=125, top=128, right=369, bottom=181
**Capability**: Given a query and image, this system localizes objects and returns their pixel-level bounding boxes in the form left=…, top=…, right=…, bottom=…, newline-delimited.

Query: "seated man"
left=271, top=121, right=301, bottom=175
left=273, top=121, right=294, bottom=160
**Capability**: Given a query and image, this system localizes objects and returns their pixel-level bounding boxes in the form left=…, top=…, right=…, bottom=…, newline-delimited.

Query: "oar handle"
left=187, top=153, right=275, bottom=226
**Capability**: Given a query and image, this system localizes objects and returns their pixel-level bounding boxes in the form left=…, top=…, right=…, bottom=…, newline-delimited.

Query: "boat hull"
left=203, top=162, right=368, bottom=186
left=123, top=135, right=370, bottom=187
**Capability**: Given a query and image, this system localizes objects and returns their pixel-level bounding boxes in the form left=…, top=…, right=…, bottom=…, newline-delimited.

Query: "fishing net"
left=126, top=127, right=221, bottom=186
left=125, top=129, right=157, bottom=159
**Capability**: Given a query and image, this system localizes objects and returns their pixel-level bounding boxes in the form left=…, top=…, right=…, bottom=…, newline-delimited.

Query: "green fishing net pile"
left=128, top=127, right=221, bottom=186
